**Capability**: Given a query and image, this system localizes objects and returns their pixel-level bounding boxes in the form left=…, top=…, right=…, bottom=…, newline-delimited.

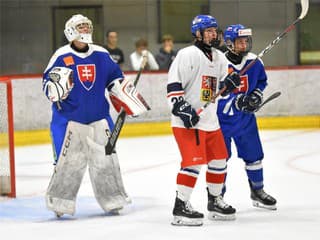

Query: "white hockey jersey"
left=167, top=45, right=229, bottom=131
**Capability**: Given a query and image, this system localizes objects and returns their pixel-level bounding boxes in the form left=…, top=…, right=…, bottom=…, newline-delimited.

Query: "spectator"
left=105, top=30, right=125, bottom=69
left=155, top=34, right=177, bottom=70
left=130, top=38, right=159, bottom=71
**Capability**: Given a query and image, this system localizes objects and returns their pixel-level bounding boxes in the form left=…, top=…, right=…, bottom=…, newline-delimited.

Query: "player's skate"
left=171, top=196, right=204, bottom=226
left=54, top=211, right=64, bottom=218
left=251, top=187, right=277, bottom=210
left=207, top=188, right=236, bottom=220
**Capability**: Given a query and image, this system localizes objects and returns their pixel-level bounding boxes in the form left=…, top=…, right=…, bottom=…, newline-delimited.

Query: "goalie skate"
left=55, top=211, right=64, bottom=218
left=251, top=188, right=277, bottom=210
left=171, top=197, right=204, bottom=226
left=207, top=189, right=236, bottom=221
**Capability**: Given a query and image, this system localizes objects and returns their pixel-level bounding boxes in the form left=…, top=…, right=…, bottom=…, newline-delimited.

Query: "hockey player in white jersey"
left=217, top=24, right=277, bottom=210
left=43, top=14, right=149, bottom=217
left=167, top=15, right=241, bottom=226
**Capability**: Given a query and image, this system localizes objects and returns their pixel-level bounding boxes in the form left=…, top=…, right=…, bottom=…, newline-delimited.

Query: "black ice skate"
left=251, top=187, right=277, bottom=210
left=207, top=188, right=236, bottom=220
left=171, top=196, right=204, bottom=226
left=54, top=211, right=64, bottom=218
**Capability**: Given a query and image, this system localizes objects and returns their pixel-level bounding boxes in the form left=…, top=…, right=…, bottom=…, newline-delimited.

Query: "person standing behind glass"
left=105, top=30, right=125, bottom=69
left=156, top=34, right=177, bottom=70
left=130, top=38, right=159, bottom=71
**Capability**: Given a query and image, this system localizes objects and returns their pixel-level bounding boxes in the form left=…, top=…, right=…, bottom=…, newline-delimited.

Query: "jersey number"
left=171, top=96, right=184, bottom=105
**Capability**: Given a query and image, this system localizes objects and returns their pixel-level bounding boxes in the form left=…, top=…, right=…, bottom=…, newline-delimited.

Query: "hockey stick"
left=105, top=51, right=148, bottom=155
left=197, top=0, right=309, bottom=115
left=254, top=91, right=281, bottom=112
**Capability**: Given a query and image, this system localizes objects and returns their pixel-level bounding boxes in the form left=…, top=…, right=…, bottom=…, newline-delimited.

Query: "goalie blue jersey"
left=217, top=52, right=267, bottom=137
left=43, top=44, right=123, bottom=126
left=43, top=44, right=123, bottom=162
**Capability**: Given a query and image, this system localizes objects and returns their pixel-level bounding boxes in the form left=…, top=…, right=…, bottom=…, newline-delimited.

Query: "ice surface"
left=0, top=130, right=319, bottom=240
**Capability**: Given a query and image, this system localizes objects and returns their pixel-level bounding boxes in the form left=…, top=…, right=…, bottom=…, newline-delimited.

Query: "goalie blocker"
left=109, top=78, right=150, bottom=116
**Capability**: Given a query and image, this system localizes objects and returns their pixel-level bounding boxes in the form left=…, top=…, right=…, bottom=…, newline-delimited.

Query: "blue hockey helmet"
left=191, top=15, right=218, bottom=37
left=224, top=24, right=252, bottom=55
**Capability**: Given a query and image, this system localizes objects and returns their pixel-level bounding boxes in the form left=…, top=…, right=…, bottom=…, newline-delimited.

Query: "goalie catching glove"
left=109, top=78, right=150, bottom=116
left=44, top=67, right=74, bottom=102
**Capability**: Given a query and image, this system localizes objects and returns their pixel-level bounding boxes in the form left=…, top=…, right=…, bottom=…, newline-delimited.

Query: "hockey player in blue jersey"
left=217, top=24, right=277, bottom=211
left=42, top=14, right=149, bottom=217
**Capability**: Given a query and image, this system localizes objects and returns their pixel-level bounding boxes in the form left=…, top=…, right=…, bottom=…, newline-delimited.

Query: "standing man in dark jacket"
left=156, top=34, right=177, bottom=70
left=105, top=30, right=125, bottom=70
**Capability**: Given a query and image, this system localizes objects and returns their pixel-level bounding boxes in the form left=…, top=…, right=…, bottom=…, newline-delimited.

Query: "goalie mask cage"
left=0, top=77, right=16, bottom=198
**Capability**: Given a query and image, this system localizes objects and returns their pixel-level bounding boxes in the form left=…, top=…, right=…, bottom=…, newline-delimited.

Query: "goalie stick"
left=105, top=51, right=148, bottom=155
left=197, top=0, right=309, bottom=115
left=254, top=91, right=281, bottom=112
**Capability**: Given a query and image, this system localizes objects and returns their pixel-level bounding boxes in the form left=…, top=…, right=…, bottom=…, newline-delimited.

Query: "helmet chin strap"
left=77, top=33, right=93, bottom=44
left=232, top=48, right=248, bottom=57
left=210, top=39, right=220, bottom=48
left=199, top=30, right=220, bottom=48
left=226, top=50, right=244, bottom=65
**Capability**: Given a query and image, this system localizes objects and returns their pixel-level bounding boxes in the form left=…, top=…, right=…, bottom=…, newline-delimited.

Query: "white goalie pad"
left=44, top=67, right=74, bottom=102
left=46, top=119, right=130, bottom=215
left=109, top=78, right=150, bottom=116
left=87, top=119, right=131, bottom=212
left=46, top=121, right=93, bottom=215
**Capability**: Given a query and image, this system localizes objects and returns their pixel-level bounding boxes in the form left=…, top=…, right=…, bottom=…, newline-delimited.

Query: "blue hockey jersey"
left=43, top=43, right=123, bottom=162
left=217, top=52, right=267, bottom=137
left=43, top=44, right=123, bottom=125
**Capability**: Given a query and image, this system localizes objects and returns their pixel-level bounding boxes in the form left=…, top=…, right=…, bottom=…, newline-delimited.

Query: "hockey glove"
left=172, top=100, right=200, bottom=128
left=45, top=67, right=74, bottom=102
left=248, top=88, right=263, bottom=107
left=222, top=72, right=241, bottom=96
left=109, top=78, right=150, bottom=116
left=235, top=94, right=258, bottom=113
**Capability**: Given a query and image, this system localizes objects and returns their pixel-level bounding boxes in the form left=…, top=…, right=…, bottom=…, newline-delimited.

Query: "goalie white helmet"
left=64, top=14, right=93, bottom=44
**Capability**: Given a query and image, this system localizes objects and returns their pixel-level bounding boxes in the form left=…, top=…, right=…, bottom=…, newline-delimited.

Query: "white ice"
left=0, top=130, right=320, bottom=240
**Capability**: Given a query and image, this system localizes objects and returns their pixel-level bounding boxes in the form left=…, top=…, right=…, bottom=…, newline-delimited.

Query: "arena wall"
left=1, top=67, right=320, bottom=145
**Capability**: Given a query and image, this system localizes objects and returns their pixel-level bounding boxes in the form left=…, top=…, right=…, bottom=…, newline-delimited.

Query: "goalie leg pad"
left=87, top=119, right=130, bottom=212
left=89, top=119, right=130, bottom=203
left=109, top=152, right=131, bottom=204
left=46, top=121, right=93, bottom=215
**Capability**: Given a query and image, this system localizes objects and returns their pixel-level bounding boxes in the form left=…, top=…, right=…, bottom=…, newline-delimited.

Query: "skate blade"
left=171, top=216, right=203, bottom=226
left=208, top=211, right=236, bottom=221
left=252, top=200, right=277, bottom=210
left=108, top=207, right=123, bottom=215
